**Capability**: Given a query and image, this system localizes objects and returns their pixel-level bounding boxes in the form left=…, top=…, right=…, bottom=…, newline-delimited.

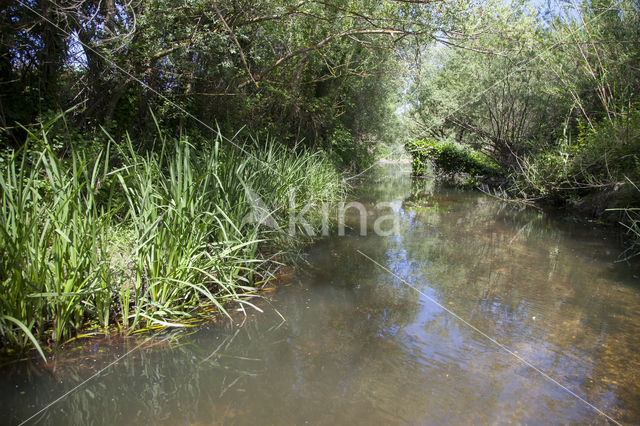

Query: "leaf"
left=0, top=315, right=46, bottom=363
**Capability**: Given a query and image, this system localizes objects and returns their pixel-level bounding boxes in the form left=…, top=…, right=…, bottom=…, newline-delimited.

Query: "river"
left=2, top=163, right=639, bottom=425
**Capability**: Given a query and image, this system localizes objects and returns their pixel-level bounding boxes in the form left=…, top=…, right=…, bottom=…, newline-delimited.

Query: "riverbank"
left=3, top=163, right=639, bottom=424
left=0, top=128, right=346, bottom=361
left=405, top=137, right=639, bottom=260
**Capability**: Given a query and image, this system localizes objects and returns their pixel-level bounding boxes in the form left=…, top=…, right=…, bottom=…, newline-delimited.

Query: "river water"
left=2, top=164, right=639, bottom=425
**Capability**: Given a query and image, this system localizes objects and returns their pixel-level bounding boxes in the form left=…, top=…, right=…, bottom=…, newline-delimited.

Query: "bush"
left=512, top=109, right=640, bottom=202
left=405, top=138, right=500, bottom=178
left=609, top=179, right=640, bottom=261
left=328, top=124, right=376, bottom=171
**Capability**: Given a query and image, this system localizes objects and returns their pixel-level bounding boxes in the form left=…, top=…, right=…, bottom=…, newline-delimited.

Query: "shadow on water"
left=2, top=164, right=639, bottom=425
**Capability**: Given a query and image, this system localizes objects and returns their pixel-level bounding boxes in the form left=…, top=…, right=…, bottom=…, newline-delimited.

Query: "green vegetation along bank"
left=3, top=0, right=640, bottom=360
left=0, top=124, right=344, bottom=360
left=405, top=0, right=640, bottom=258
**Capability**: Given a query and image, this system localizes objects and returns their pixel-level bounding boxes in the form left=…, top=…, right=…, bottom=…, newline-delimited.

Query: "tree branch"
left=239, top=28, right=409, bottom=89
left=212, top=0, right=258, bottom=88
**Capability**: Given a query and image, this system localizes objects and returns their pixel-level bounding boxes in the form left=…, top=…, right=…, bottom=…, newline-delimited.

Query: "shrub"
left=329, top=124, right=376, bottom=171
left=512, top=109, right=640, bottom=202
left=405, top=138, right=500, bottom=178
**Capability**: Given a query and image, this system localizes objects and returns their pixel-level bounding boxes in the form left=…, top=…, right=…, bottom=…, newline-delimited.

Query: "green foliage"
left=328, top=124, right=375, bottom=171
left=510, top=109, right=640, bottom=257
left=0, top=0, right=434, bottom=169
left=609, top=179, right=640, bottom=261
left=405, top=138, right=501, bottom=178
left=0, top=134, right=114, bottom=353
left=0, top=125, right=344, bottom=359
left=512, top=109, right=640, bottom=200
left=404, top=0, right=640, bottom=255
left=409, top=0, right=556, bottom=167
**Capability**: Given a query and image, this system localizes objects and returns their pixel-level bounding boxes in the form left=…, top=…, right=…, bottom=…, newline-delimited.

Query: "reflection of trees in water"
left=3, top=165, right=639, bottom=424
left=295, top=236, right=506, bottom=423
left=312, top=165, right=640, bottom=423
left=305, top=233, right=423, bottom=331
left=351, top=164, right=415, bottom=204
left=0, top=325, right=268, bottom=425
left=395, top=185, right=640, bottom=423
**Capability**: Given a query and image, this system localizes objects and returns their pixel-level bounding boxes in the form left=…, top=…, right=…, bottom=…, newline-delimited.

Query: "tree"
left=1, top=0, right=464, bottom=163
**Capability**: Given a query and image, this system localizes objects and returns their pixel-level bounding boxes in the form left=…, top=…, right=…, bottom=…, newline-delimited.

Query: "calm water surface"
left=2, top=164, right=640, bottom=425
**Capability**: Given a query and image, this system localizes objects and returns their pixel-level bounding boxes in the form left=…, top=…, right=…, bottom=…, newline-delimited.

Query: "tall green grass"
left=0, top=126, right=344, bottom=360
left=609, top=178, right=640, bottom=261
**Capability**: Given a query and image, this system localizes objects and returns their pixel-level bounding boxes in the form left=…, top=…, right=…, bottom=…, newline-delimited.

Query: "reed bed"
left=0, top=127, right=344, bottom=360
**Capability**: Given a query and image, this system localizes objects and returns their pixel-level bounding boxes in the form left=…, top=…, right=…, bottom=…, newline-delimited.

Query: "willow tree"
left=1, top=0, right=465, bottom=167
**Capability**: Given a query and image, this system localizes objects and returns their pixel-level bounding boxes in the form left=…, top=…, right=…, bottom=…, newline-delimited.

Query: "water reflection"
left=1, top=164, right=639, bottom=425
